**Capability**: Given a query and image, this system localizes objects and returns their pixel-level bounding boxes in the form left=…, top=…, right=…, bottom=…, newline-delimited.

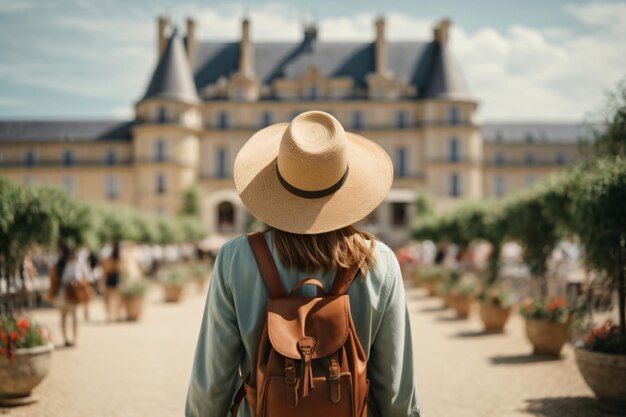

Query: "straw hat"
left=234, top=111, right=393, bottom=234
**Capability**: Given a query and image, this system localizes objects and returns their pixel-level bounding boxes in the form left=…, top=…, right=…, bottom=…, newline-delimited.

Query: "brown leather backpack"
left=230, top=232, right=379, bottom=417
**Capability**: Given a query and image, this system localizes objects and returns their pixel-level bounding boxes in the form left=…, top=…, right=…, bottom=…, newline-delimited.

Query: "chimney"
left=304, top=23, right=318, bottom=42
left=239, top=18, right=253, bottom=77
left=375, top=16, right=388, bottom=76
left=186, top=17, right=196, bottom=69
left=158, top=15, right=170, bottom=58
left=433, top=18, right=451, bottom=45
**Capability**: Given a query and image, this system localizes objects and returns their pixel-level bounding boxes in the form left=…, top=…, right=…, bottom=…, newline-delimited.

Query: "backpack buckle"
left=285, top=358, right=297, bottom=385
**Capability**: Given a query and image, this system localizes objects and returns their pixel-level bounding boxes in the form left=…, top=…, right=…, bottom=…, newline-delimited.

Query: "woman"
left=101, top=242, right=122, bottom=322
left=55, top=246, right=90, bottom=347
left=186, top=111, right=420, bottom=416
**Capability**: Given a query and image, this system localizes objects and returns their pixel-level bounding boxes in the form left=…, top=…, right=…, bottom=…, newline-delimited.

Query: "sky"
left=0, top=0, right=625, bottom=122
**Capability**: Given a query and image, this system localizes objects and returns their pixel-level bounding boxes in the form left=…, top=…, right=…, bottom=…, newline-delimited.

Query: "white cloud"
left=111, top=105, right=133, bottom=119
left=0, top=1, right=624, bottom=121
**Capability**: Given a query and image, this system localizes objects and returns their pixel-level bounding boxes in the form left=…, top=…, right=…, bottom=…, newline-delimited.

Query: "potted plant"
left=570, top=156, right=626, bottom=412
left=159, top=265, right=189, bottom=302
left=413, top=265, right=448, bottom=296
left=0, top=315, right=53, bottom=405
left=575, top=320, right=626, bottom=413
left=120, top=281, right=149, bottom=321
left=519, top=297, right=581, bottom=356
left=437, top=272, right=459, bottom=308
left=448, top=284, right=475, bottom=319
left=477, top=288, right=514, bottom=333
left=189, top=263, right=211, bottom=292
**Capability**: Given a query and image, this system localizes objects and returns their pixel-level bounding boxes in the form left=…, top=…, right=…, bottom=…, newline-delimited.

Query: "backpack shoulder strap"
left=330, top=263, right=360, bottom=296
left=247, top=231, right=286, bottom=298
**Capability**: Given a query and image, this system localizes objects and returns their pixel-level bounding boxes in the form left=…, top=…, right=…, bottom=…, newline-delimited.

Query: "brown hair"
left=267, top=225, right=376, bottom=277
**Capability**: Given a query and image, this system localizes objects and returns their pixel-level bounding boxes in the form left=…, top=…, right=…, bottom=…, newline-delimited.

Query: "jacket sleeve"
left=185, top=244, right=245, bottom=417
left=368, top=250, right=421, bottom=417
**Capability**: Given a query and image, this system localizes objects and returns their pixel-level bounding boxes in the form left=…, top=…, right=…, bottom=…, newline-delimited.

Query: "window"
left=62, top=149, right=74, bottom=166
left=448, top=107, right=460, bottom=125
left=307, top=85, right=320, bottom=100
left=524, top=152, right=536, bottom=165
left=218, top=111, right=230, bottom=130
left=395, top=147, right=407, bottom=177
left=105, top=149, right=118, bottom=165
left=217, top=201, right=235, bottom=233
left=216, top=148, right=227, bottom=178
left=261, top=111, right=273, bottom=127
left=153, top=139, right=167, bottom=162
left=24, top=150, right=36, bottom=166
left=555, top=152, right=566, bottom=165
left=391, top=202, right=408, bottom=227
left=494, top=152, right=505, bottom=165
left=449, top=173, right=461, bottom=197
left=352, top=111, right=363, bottom=130
left=155, top=173, right=166, bottom=194
left=448, top=138, right=460, bottom=162
left=157, top=107, right=167, bottom=123
left=494, top=175, right=506, bottom=197
left=105, top=176, right=120, bottom=200
left=396, top=111, right=408, bottom=129
left=63, top=176, right=75, bottom=195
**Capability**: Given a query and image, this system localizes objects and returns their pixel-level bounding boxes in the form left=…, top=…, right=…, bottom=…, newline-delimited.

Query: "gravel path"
left=1, top=283, right=608, bottom=417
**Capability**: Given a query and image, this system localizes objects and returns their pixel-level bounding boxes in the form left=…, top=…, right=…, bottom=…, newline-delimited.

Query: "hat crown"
left=277, top=111, right=348, bottom=192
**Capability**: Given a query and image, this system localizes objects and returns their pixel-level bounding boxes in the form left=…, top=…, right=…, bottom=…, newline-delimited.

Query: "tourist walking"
left=55, top=246, right=90, bottom=347
left=186, top=111, right=420, bottom=416
left=101, top=242, right=122, bottom=322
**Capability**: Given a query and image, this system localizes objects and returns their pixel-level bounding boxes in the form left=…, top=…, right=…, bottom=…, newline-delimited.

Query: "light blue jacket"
left=185, top=230, right=420, bottom=417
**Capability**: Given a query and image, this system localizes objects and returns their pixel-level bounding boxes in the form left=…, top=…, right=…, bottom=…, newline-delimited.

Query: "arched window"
left=217, top=201, right=235, bottom=233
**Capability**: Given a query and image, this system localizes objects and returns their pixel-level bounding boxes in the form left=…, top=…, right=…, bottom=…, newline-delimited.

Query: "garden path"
left=1, top=283, right=607, bottom=417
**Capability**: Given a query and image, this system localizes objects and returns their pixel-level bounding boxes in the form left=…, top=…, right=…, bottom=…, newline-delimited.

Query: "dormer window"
left=396, top=111, right=409, bottom=129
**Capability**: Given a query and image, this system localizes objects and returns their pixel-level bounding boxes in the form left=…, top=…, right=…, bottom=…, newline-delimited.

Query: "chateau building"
left=0, top=17, right=587, bottom=246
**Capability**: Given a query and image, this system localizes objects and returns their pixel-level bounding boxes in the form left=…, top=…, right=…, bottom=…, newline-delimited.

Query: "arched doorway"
left=217, top=201, right=235, bottom=234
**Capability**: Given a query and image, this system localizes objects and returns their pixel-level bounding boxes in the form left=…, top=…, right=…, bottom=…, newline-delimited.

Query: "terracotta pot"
left=575, top=347, right=626, bottom=413
left=0, top=343, right=53, bottom=405
left=440, top=293, right=452, bottom=308
left=479, top=302, right=512, bottom=333
left=450, top=294, right=472, bottom=318
left=163, top=283, right=185, bottom=302
left=421, top=281, right=438, bottom=297
left=122, top=296, right=144, bottom=321
left=525, top=318, right=570, bottom=356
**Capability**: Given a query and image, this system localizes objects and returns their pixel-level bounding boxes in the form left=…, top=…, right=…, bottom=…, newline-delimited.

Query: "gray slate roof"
left=143, top=30, right=200, bottom=103
left=482, top=123, right=592, bottom=144
left=194, top=39, right=470, bottom=99
left=0, top=121, right=132, bottom=142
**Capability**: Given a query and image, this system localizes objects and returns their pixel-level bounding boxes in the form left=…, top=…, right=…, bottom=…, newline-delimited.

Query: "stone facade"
left=0, top=16, right=586, bottom=247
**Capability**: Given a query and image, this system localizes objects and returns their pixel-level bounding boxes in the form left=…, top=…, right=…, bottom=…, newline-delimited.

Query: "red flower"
left=547, top=298, right=566, bottom=310
left=1, top=348, right=6, bottom=356
left=0, top=332, right=7, bottom=344
left=17, top=319, right=29, bottom=331
left=9, top=332, right=17, bottom=342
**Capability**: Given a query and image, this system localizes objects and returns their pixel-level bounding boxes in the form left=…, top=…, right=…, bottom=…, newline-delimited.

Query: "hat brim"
left=234, top=123, right=394, bottom=234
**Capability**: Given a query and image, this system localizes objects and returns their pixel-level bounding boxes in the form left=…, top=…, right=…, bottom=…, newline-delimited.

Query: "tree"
left=572, top=158, right=626, bottom=344
left=180, top=183, right=201, bottom=218
left=587, top=78, right=626, bottom=158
